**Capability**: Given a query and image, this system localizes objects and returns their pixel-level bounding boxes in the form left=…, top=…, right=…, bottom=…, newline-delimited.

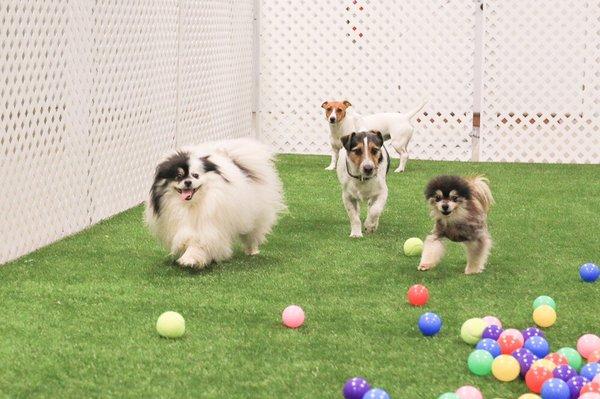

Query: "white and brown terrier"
left=336, top=130, right=390, bottom=238
left=418, top=175, right=494, bottom=274
left=321, top=99, right=427, bottom=172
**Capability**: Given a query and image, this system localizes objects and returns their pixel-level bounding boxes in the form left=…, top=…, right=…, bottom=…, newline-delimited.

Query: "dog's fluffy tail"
left=404, top=99, right=428, bottom=120
left=468, top=175, right=494, bottom=213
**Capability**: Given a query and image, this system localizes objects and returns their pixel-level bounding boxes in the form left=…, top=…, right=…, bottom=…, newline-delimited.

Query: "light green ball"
left=156, top=311, right=185, bottom=338
left=438, top=394, right=460, bottom=399
left=557, top=347, right=583, bottom=371
left=468, top=349, right=494, bottom=376
left=533, top=295, right=556, bottom=310
left=461, top=318, right=487, bottom=345
left=403, top=237, right=424, bottom=256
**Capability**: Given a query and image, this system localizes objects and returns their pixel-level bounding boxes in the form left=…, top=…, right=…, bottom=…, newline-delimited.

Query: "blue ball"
left=476, top=338, right=502, bottom=358
left=362, top=388, right=390, bottom=399
left=580, top=262, right=600, bottom=282
left=541, top=378, right=570, bottom=399
left=580, top=362, right=600, bottom=381
left=525, top=335, right=550, bottom=358
left=418, top=312, right=442, bottom=336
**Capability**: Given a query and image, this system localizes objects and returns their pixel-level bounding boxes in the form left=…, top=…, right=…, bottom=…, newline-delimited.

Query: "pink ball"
left=594, top=375, right=600, bottom=384
left=483, top=316, right=502, bottom=328
left=580, top=393, right=600, bottom=399
left=282, top=305, right=305, bottom=329
left=500, top=328, right=524, bottom=345
left=578, top=334, right=600, bottom=359
left=455, top=385, right=483, bottom=399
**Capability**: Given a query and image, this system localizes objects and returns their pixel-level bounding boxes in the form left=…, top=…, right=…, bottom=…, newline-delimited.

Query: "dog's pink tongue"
left=180, top=189, right=194, bottom=201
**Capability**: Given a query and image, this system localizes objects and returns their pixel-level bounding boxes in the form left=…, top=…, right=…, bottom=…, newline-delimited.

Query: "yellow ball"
left=403, top=237, right=423, bottom=256
left=491, top=354, right=520, bottom=382
left=518, top=394, right=541, bottom=399
left=461, top=318, right=488, bottom=344
left=532, top=359, right=557, bottom=372
left=533, top=304, right=556, bottom=328
left=156, top=311, right=185, bottom=338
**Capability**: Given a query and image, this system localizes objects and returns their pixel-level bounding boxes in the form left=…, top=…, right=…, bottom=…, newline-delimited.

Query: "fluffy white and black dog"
left=145, top=138, right=285, bottom=269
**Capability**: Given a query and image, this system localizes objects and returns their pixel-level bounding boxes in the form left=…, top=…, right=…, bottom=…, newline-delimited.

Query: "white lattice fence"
left=259, top=0, right=476, bottom=161
left=480, top=0, right=600, bottom=163
left=0, top=0, right=255, bottom=264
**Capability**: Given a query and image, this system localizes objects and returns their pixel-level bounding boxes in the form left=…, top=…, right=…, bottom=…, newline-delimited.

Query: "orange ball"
left=588, top=350, right=600, bottom=363
left=525, top=365, right=554, bottom=394
left=498, top=334, right=523, bottom=355
left=581, top=382, right=600, bottom=395
left=545, top=353, right=569, bottom=366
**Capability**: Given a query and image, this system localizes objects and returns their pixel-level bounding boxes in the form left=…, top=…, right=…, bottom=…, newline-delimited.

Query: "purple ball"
left=522, top=326, right=546, bottom=341
left=482, top=324, right=503, bottom=340
left=513, top=348, right=538, bottom=377
left=566, top=376, right=589, bottom=399
left=343, top=377, right=371, bottom=399
left=554, top=365, right=578, bottom=382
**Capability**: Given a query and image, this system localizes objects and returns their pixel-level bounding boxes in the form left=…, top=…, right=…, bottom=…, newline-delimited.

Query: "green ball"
left=533, top=295, right=556, bottom=310
left=438, top=394, right=460, bottom=399
left=156, top=311, right=185, bottom=338
left=403, top=237, right=424, bottom=256
left=557, top=347, right=583, bottom=371
left=461, top=318, right=487, bottom=345
left=468, top=349, right=494, bottom=376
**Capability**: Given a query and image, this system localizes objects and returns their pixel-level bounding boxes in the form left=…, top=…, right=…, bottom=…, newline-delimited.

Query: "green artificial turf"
left=1, top=155, right=599, bottom=399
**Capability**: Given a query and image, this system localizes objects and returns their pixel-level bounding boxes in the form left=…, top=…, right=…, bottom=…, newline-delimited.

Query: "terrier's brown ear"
left=343, top=100, right=352, bottom=107
left=321, top=101, right=329, bottom=109
left=341, top=132, right=356, bottom=151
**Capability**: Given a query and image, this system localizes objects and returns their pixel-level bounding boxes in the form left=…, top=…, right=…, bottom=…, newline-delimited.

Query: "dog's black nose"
left=442, top=204, right=449, bottom=211
left=363, top=165, right=373, bottom=174
left=329, top=117, right=336, bottom=123
left=184, top=180, right=192, bottom=187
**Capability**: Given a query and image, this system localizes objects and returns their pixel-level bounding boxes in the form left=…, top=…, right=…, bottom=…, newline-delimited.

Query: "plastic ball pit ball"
left=557, top=347, right=584, bottom=371
left=533, top=305, right=557, bottom=328
left=438, top=393, right=461, bottom=399
left=483, top=315, right=502, bottom=328
left=580, top=393, right=600, bottom=399
left=519, top=395, right=541, bottom=399
left=553, top=365, right=577, bottom=382
left=581, top=382, right=600, bottom=395
left=581, top=363, right=600, bottom=382
left=343, top=377, right=371, bottom=399
left=499, top=334, right=523, bottom=355
left=526, top=336, right=551, bottom=358
left=492, top=354, right=521, bottom=382
left=589, top=351, right=600, bottom=364
left=403, top=237, right=424, bottom=256
left=418, top=312, right=442, bottom=336
left=461, top=318, right=488, bottom=345
left=468, top=349, right=494, bottom=376
left=579, top=263, right=600, bottom=282
left=513, top=348, right=538, bottom=377
left=534, top=359, right=558, bottom=372
left=533, top=296, right=556, bottom=310
left=501, top=328, right=525, bottom=344
left=156, top=311, right=185, bottom=338
left=362, top=388, right=390, bottom=399
left=567, top=376, right=589, bottom=399
left=282, top=305, right=305, bottom=328
left=455, top=385, right=483, bottom=399
left=407, top=284, right=429, bottom=306
left=524, top=327, right=546, bottom=342
left=477, top=338, right=502, bottom=358
left=541, top=378, right=571, bottom=399
left=596, top=375, right=600, bottom=384
left=482, top=325, right=503, bottom=341
left=527, top=366, right=555, bottom=394
left=546, top=353, right=569, bottom=367
left=578, top=335, right=600, bottom=359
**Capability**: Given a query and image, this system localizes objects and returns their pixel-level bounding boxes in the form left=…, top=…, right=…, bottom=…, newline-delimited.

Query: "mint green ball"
left=438, top=394, right=460, bottom=399
left=533, top=295, right=556, bottom=310
left=403, top=237, right=424, bottom=256
left=468, top=349, right=494, bottom=376
left=557, top=347, right=583, bottom=371
left=156, top=311, right=185, bottom=338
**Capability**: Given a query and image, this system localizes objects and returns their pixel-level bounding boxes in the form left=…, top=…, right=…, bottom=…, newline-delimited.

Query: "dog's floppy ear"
left=321, top=101, right=329, bottom=109
left=343, top=100, right=352, bottom=107
left=341, top=132, right=355, bottom=151
left=371, top=130, right=384, bottom=146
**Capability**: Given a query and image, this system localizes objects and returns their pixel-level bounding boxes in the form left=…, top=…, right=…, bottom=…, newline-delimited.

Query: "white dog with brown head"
left=336, top=130, right=390, bottom=238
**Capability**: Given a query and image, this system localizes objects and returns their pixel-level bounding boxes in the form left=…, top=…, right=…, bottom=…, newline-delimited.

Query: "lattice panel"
left=177, top=0, right=255, bottom=146
left=259, top=0, right=476, bottom=161
left=480, top=0, right=600, bottom=163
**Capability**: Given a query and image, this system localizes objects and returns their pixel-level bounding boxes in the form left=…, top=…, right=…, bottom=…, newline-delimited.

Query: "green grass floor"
left=1, top=155, right=599, bottom=398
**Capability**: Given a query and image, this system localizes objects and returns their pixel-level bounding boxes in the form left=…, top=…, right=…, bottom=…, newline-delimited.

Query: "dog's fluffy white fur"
left=145, top=138, right=285, bottom=269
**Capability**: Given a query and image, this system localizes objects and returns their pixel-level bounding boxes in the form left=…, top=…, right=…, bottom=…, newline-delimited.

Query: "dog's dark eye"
left=435, top=195, right=442, bottom=202
left=371, top=148, right=379, bottom=155
left=192, top=173, right=199, bottom=179
left=336, top=108, right=342, bottom=113
left=326, top=107, right=332, bottom=112
left=353, top=148, right=362, bottom=156
left=451, top=195, right=459, bottom=202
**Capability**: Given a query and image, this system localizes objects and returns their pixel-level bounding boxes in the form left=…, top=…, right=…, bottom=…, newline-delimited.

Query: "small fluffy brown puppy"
left=418, top=175, right=494, bottom=274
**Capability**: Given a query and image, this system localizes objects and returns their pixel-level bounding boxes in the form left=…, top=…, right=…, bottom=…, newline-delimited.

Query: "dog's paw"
left=325, top=164, right=336, bottom=170
left=394, top=167, right=405, bottom=173
left=244, top=247, right=260, bottom=256
left=349, top=231, right=363, bottom=238
left=364, top=221, right=378, bottom=234
left=177, top=250, right=209, bottom=269
left=418, top=263, right=433, bottom=271
left=464, top=267, right=484, bottom=275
